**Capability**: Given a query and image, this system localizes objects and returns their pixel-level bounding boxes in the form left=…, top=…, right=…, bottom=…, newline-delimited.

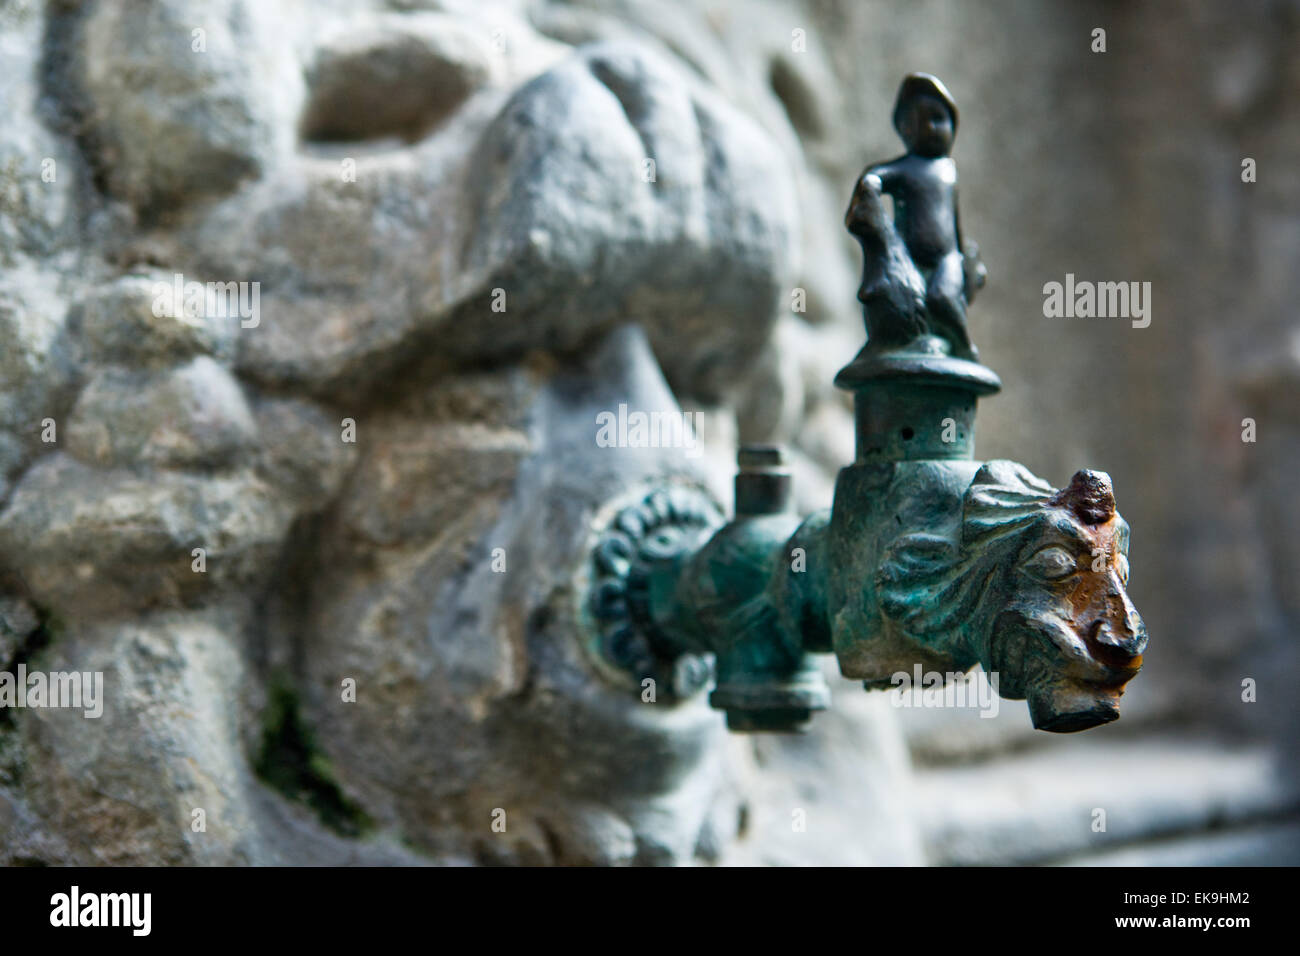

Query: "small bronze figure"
left=846, top=73, right=985, bottom=359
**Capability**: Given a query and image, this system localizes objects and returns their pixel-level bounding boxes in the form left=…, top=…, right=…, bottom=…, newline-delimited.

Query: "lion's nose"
left=1090, top=620, right=1138, bottom=656
left=1087, top=607, right=1147, bottom=665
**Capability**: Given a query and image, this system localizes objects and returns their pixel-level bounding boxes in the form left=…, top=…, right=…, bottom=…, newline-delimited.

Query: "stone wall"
left=0, top=0, right=1296, bottom=865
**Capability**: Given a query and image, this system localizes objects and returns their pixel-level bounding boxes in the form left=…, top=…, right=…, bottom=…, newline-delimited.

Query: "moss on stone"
left=253, top=680, right=371, bottom=837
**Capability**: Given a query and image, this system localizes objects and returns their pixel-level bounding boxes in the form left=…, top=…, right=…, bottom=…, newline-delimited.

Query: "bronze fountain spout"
left=579, top=73, right=1147, bottom=733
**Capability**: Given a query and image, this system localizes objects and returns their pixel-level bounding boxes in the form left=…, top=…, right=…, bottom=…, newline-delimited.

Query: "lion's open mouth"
left=989, top=610, right=1143, bottom=732
left=1028, top=681, right=1125, bottom=733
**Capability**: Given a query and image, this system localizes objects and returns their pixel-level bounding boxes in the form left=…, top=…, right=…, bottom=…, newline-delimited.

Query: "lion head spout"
left=878, top=460, right=1147, bottom=732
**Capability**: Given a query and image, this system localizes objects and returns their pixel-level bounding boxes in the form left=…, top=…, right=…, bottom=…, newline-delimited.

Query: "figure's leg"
left=925, top=252, right=976, bottom=360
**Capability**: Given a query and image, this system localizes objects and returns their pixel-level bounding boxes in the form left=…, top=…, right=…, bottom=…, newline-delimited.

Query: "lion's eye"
left=1023, top=546, right=1078, bottom=581
left=1114, top=552, right=1130, bottom=585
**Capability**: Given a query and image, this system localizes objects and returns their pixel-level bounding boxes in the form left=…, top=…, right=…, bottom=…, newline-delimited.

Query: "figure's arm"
left=847, top=160, right=900, bottom=233
left=864, top=159, right=902, bottom=191
left=955, top=187, right=987, bottom=300
left=954, top=186, right=964, bottom=251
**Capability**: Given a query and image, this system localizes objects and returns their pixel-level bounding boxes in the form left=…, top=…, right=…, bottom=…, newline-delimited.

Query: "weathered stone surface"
left=914, top=740, right=1293, bottom=866
left=0, top=274, right=78, bottom=497
left=0, top=456, right=293, bottom=619
left=1, top=0, right=1296, bottom=867
left=1065, top=821, right=1300, bottom=867
left=77, top=0, right=302, bottom=216
left=70, top=274, right=236, bottom=370
left=453, top=43, right=799, bottom=401
left=184, top=38, right=796, bottom=402
left=0, top=595, right=38, bottom=666
left=719, top=685, right=924, bottom=866
left=251, top=397, right=356, bottom=511
left=65, top=358, right=257, bottom=470
left=334, top=419, right=531, bottom=548
left=299, top=327, right=741, bottom=865
left=300, top=13, right=496, bottom=143
left=13, top=615, right=264, bottom=865
left=0, top=0, right=82, bottom=262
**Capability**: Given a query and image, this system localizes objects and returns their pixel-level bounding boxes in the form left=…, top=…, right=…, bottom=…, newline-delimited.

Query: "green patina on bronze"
left=584, top=73, right=1147, bottom=733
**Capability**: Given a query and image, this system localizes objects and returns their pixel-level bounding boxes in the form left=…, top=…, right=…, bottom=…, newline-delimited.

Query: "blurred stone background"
left=0, top=0, right=1297, bottom=864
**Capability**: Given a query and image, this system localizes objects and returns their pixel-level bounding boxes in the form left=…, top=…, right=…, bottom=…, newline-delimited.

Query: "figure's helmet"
left=892, top=72, right=959, bottom=135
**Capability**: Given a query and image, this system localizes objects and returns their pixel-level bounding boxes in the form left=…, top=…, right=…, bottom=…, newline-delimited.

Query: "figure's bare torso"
left=871, top=154, right=959, bottom=268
